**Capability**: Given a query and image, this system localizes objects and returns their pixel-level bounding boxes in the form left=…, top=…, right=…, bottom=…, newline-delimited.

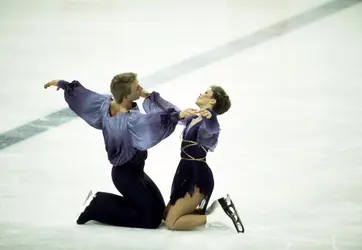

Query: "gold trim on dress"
left=181, top=139, right=207, bottom=162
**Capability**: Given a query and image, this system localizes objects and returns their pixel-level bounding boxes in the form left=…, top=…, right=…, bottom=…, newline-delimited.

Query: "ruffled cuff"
left=160, top=108, right=181, bottom=127
left=200, top=108, right=220, bottom=134
left=57, top=80, right=81, bottom=96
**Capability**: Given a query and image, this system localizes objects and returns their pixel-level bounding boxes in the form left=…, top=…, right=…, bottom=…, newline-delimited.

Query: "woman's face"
left=196, top=87, right=216, bottom=108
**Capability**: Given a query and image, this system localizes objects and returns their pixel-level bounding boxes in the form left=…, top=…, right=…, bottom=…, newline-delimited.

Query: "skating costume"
left=142, top=92, right=245, bottom=233
left=57, top=80, right=181, bottom=229
left=169, top=109, right=220, bottom=213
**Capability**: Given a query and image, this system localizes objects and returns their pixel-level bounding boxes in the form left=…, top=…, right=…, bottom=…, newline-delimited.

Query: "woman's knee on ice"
left=165, top=212, right=181, bottom=230
left=164, top=189, right=204, bottom=230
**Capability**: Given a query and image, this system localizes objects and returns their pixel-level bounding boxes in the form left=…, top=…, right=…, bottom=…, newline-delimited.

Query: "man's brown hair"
left=110, top=72, right=137, bottom=103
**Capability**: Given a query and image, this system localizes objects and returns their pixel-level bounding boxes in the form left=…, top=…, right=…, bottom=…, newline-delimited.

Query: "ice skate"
left=75, top=190, right=97, bottom=225
left=206, top=194, right=245, bottom=233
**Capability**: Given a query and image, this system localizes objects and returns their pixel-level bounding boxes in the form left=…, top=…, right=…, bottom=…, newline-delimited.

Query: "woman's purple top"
left=142, top=92, right=221, bottom=153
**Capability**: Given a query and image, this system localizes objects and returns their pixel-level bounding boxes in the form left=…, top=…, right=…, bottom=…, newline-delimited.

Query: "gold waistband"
left=181, top=139, right=207, bottom=162
left=181, top=157, right=206, bottom=162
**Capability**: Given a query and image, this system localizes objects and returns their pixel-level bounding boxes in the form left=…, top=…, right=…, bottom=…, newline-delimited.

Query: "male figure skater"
left=44, top=72, right=196, bottom=229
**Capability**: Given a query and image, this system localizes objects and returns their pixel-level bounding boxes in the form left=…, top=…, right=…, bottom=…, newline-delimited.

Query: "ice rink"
left=1, top=0, right=362, bottom=249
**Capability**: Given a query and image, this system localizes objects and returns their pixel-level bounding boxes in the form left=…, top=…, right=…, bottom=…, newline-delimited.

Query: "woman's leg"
left=165, top=186, right=207, bottom=230
left=163, top=200, right=206, bottom=221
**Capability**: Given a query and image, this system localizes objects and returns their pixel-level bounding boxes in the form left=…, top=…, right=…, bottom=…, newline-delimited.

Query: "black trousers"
left=83, top=151, right=165, bottom=229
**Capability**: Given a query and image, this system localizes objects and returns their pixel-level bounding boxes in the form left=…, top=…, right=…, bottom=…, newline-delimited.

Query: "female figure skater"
left=44, top=72, right=197, bottom=229
left=143, top=86, right=244, bottom=233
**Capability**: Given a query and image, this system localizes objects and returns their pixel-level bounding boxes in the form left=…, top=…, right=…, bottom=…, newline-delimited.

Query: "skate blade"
left=75, top=190, right=95, bottom=221
left=218, top=194, right=245, bottom=233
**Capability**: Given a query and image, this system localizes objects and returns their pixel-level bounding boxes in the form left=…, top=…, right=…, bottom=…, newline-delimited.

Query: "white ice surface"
left=1, top=0, right=362, bottom=249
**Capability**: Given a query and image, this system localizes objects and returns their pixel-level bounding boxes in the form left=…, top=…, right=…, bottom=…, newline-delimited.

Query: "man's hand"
left=179, top=108, right=198, bottom=119
left=44, top=80, right=59, bottom=89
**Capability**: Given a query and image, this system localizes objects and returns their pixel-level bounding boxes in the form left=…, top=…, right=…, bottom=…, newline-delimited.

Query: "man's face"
left=129, top=79, right=142, bottom=101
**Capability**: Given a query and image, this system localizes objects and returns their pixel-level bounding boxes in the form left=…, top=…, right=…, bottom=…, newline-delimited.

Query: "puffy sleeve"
left=196, top=108, right=220, bottom=151
left=57, top=80, right=109, bottom=129
left=142, top=91, right=181, bottom=113
left=127, top=108, right=181, bottom=151
left=142, top=91, right=193, bottom=126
